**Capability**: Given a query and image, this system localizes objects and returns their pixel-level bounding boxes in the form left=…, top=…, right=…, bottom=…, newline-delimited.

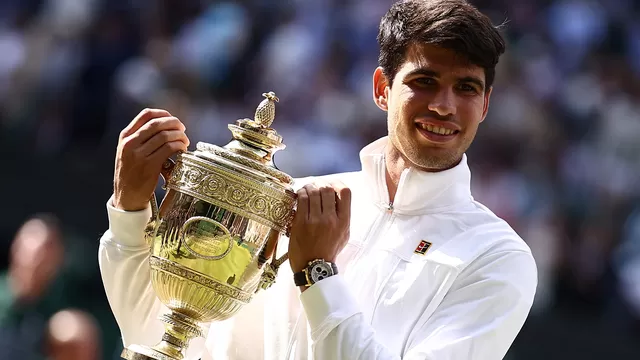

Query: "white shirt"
left=99, top=136, right=538, bottom=360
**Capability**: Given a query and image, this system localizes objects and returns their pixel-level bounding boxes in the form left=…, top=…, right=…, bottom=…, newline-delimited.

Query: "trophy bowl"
left=121, top=92, right=295, bottom=360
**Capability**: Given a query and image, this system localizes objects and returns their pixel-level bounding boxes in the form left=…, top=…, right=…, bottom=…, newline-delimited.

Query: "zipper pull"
left=386, top=202, right=394, bottom=212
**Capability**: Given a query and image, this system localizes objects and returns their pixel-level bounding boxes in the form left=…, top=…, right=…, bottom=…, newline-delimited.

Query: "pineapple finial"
left=254, top=91, right=279, bottom=128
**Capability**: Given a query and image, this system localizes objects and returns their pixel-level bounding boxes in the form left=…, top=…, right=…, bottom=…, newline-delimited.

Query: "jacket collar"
left=359, top=137, right=473, bottom=215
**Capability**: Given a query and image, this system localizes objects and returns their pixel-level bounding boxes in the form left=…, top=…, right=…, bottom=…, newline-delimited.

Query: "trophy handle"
left=160, top=158, right=176, bottom=182
left=256, top=222, right=292, bottom=292
left=273, top=252, right=289, bottom=269
left=150, top=158, right=176, bottom=221
left=256, top=229, right=291, bottom=292
left=146, top=159, right=177, bottom=246
left=274, top=206, right=295, bottom=267
left=270, top=207, right=296, bottom=271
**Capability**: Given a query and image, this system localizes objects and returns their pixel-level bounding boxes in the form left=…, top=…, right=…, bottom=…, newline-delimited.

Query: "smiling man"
left=99, top=0, right=538, bottom=359
left=382, top=43, right=490, bottom=175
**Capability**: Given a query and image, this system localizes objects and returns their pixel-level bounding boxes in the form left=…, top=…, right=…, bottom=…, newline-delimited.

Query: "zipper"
left=349, top=156, right=409, bottom=266
left=348, top=202, right=395, bottom=270
left=359, top=169, right=409, bottom=322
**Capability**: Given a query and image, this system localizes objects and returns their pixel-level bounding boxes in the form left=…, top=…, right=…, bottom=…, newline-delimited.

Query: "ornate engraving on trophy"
left=181, top=217, right=233, bottom=260
left=166, top=156, right=295, bottom=232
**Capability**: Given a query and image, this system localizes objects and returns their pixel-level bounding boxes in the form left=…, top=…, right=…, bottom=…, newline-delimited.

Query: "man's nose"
left=427, top=89, right=456, bottom=117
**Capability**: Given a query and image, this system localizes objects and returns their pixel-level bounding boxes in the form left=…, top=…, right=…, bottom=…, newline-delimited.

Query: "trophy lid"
left=192, top=92, right=294, bottom=187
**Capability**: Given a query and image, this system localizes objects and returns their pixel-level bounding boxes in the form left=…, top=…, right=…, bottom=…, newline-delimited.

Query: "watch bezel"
left=305, top=259, right=335, bottom=284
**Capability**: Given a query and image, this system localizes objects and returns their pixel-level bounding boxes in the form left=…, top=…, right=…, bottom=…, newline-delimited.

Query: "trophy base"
left=121, top=312, right=204, bottom=360
left=122, top=344, right=176, bottom=360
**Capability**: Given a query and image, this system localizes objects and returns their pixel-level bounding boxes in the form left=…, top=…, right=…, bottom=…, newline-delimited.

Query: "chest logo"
left=414, top=240, right=432, bottom=255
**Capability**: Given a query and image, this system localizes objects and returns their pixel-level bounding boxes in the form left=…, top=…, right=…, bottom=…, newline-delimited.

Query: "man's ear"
left=373, top=67, right=390, bottom=111
left=480, top=86, right=493, bottom=123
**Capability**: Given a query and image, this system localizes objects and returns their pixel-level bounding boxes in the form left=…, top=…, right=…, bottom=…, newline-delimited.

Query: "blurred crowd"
left=0, top=0, right=639, bottom=359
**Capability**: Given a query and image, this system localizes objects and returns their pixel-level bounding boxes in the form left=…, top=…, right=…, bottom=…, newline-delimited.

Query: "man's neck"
left=384, top=144, right=463, bottom=204
left=384, top=145, right=407, bottom=204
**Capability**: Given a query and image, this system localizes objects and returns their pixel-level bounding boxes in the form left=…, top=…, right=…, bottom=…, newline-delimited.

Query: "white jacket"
left=99, top=137, right=537, bottom=360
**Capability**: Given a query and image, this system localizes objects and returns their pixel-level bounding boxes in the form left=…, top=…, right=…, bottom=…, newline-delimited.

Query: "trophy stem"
left=121, top=312, right=204, bottom=360
left=156, top=312, right=204, bottom=360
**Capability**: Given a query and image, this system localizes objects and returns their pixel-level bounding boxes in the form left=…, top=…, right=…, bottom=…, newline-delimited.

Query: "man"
left=99, top=0, right=538, bottom=359
left=0, top=215, right=102, bottom=360
left=46, top=309, right=102, bottom=360
left=0, top=215, right=65, bottom=360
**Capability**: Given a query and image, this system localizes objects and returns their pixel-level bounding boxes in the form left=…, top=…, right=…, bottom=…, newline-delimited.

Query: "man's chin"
left=409, top=149, right=462, bottom=172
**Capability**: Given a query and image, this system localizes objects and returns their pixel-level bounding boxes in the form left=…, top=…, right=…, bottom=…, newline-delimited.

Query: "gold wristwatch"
left=293, top=259, right=339, bottom=287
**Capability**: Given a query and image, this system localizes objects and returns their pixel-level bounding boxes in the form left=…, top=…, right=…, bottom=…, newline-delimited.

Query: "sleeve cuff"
left=104, top=194, right=153, bottom=249
left=300, top=275, right=361, bottom=342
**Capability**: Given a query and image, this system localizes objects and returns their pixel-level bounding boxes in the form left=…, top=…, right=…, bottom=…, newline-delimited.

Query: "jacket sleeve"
left=98, top=196, right=209, bottom=360
left=299, top=250, right=538, bottom=360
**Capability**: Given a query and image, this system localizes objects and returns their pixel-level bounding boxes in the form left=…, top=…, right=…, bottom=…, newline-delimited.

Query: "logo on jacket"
left=414, top=240, right=432, bottom=255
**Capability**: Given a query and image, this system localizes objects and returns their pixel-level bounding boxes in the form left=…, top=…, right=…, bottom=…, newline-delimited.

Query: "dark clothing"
left=0, top=273, right=66, bottom=360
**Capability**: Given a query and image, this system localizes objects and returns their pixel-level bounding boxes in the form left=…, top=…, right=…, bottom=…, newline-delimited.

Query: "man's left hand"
left=288, top=182, right=352, bottom=274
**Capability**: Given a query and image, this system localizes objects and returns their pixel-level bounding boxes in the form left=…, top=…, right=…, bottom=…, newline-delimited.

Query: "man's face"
left=374, top=44, right=492, bottom=171
left=10, top=219, right=63, bottom=300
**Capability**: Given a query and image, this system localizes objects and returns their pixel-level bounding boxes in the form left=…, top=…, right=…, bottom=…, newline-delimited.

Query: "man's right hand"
left=113, top=108, right=190, bottom=211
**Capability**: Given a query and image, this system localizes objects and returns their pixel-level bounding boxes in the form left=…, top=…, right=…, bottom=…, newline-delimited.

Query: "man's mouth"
left=415, top=123, right=459, bottom=136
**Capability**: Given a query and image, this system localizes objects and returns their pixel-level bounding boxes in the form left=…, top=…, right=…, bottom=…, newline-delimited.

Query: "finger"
left=332, top=181, right=352, bottom=222
left=294, top=188, right=309, bottom=225
left=120, top=109, right=172, bottom=139
left=138, top=130, right=190, bottom=157
left=134, top=117, right=186, bottom=145
left=305, top=184, right=322, bottom=219
left=319, top=184, right=337, bottom=217
left=148, top=140, right=188, bottom=167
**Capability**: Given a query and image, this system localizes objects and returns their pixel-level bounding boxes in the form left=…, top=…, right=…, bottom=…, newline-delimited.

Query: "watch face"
left=309, top=262, right=333, bottom=283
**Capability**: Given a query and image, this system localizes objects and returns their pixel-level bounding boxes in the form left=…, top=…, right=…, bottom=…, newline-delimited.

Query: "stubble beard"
left=396, top=130, right=467, bottom=171
left=407, top=145, right=461, bottom=171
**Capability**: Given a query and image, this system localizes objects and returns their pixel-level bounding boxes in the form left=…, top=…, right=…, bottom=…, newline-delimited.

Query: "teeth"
left=418, top=123, right=454, bottom=135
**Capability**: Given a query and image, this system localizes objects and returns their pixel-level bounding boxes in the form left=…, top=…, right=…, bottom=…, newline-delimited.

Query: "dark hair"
left=377, top=0, right=506, bottom=89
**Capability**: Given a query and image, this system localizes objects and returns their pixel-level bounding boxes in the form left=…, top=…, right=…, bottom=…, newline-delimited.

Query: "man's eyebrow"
left=404, top=68, right=485, bottom=90
left=405, top=68, right=439, bottom=78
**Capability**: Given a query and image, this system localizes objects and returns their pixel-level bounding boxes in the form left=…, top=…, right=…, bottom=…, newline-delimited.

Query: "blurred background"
left=0, top=0, right=639, bottom=359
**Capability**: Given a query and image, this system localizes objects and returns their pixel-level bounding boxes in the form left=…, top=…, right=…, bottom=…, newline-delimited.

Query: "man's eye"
left=415, top=78, right=436, bottom=86
left=458, top=84, right=477, bottom=92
